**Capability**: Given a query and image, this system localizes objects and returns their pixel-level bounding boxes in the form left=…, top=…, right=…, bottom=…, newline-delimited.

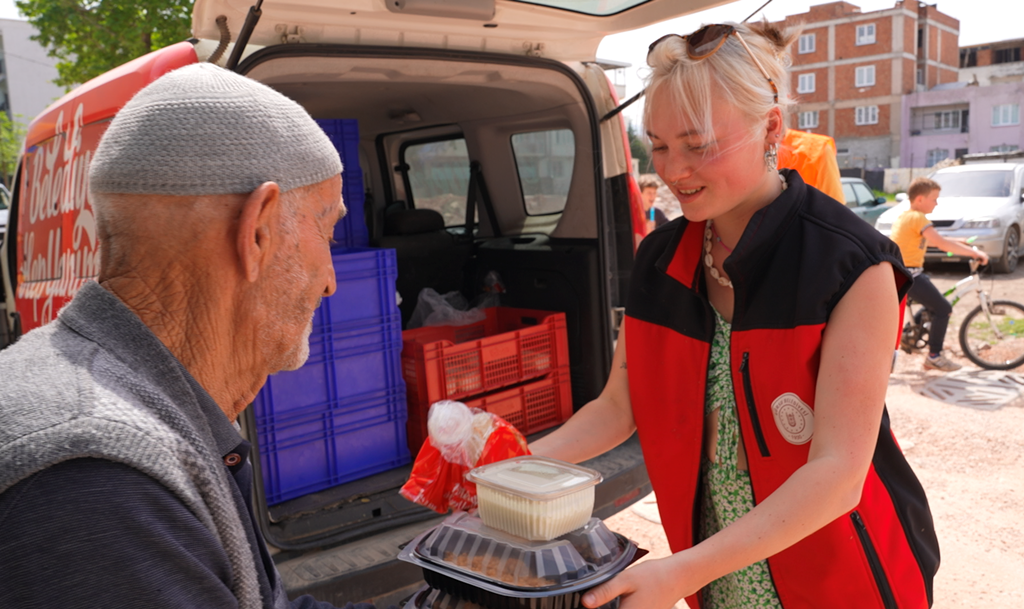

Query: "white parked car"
left=875, top=163, right=1024, bottom=273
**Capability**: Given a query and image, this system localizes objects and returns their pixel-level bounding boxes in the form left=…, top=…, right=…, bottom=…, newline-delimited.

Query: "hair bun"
left=747, top=18, right=797, bottom=53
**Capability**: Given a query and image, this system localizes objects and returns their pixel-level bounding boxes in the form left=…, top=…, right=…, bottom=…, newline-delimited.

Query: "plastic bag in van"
left=407, top=288, right=499, bottom=329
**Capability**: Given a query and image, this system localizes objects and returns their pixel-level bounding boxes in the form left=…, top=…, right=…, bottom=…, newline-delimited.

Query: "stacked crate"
left=401, top=307, right=573, bottom=455
left=251, top=119, right=406, bottom=506
left=317, top=119, right=369, bottom=248
left=253, top=248, right=409, bottom=505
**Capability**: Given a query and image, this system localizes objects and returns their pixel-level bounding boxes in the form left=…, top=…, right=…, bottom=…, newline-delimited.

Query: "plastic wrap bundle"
left=400, top=400, right=530, bottom=513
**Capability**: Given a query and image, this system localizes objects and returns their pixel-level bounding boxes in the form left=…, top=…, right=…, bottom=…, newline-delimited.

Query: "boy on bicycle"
left=891, top=176, right=989, bottom=371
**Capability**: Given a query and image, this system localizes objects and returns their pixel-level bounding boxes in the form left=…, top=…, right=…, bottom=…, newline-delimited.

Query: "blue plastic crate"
left=318, top=119, right=368, bottom=247
left=317, top=119, right=359, bottom=162
left=253, top=247, right=401, bottom=417
left=257, top=387, right=410, bottom=505
left=252, top=317, right=404, bottom=419
left=337, top=173, right=368, bottom=248
left=321, top=247, right=398, bottom=328
left=251, top=246, right=407, bottom=503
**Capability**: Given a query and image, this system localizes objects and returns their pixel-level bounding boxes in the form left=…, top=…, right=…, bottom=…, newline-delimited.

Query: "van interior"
left=235, top=46, right=635, bottom=552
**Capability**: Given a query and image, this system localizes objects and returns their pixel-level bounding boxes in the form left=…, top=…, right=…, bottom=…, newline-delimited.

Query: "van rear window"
left=512, top=129, right=574, bottom=216
left=405, top=138, right=471, bottom=227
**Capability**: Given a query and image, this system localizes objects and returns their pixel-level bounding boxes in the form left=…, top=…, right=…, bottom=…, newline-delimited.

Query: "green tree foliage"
left=0, top=112, right=27, bottom=187
left=628, top=121, right=651, bottom=174
left=16, top=0, right=193, bottom=88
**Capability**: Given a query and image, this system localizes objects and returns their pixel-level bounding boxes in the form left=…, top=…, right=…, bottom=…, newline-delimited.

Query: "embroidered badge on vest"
left=771, top=393, right=814, bottom=445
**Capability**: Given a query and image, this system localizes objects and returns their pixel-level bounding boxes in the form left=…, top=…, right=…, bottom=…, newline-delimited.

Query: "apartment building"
left=959, top=37, right=1024, bottom=86
left=779, top=0, right=959, bottom=169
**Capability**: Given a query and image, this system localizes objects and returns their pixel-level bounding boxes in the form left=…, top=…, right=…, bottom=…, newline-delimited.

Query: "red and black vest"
left=625, top=170, right=938, bottom=608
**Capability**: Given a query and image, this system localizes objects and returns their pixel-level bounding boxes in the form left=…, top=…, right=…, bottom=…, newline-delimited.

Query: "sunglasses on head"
left=647, top=24, right=779, bottom=104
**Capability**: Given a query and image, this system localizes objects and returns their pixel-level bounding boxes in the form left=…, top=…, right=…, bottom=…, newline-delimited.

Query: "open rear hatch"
left=192, top=0, right=732, bottom=64
left=237, top=44, right=627, bottom=549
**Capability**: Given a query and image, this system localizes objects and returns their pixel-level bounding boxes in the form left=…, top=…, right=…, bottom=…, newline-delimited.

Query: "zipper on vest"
left=851, top=511, right=898, bottom=609
left=739, top=352, right=770, bottom=458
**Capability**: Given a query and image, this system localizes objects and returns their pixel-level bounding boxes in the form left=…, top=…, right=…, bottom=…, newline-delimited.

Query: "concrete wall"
left=959, top=62, right=1024, bottom=86
left=836, top=135, right=894, bottom=169
left=0, top=19, right=63, bottom=124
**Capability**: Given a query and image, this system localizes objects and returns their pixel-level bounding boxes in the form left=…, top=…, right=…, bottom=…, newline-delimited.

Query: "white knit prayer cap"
left=89, top=62, right=342, bottom=196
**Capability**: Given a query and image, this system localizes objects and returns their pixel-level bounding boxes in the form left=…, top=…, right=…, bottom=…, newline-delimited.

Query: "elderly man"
left=0, top=64, right=374, bottom=609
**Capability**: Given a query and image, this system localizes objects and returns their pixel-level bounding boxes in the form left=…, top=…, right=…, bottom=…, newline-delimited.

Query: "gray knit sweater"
left=0, top=281, right=263, bottom=608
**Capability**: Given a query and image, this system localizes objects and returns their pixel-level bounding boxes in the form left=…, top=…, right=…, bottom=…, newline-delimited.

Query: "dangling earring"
left=764, top=143, right=779, bottom=173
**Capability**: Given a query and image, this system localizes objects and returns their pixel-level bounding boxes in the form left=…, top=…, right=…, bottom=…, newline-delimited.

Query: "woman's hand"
left=582, top=556, right=695, bottom=609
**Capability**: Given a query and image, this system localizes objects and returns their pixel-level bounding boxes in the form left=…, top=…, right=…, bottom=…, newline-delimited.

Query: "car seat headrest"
left=384, top=208, right=446, bottom=235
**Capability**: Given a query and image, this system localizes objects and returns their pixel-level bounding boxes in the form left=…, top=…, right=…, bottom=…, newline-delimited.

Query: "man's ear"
left=237, top=182, right=282, bottom=283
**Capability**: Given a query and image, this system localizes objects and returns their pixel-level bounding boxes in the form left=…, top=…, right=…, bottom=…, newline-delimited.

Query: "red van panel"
left=15, top=42, right=198, bottom=332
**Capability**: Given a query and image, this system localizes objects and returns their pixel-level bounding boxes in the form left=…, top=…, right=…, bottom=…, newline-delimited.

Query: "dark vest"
left=625, top=171, right=938, bottom=609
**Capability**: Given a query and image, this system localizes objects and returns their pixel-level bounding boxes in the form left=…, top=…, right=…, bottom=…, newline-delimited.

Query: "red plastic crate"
left=407, top=367, right=573, bottom=455
left=401, top=307, right=569, bottom=408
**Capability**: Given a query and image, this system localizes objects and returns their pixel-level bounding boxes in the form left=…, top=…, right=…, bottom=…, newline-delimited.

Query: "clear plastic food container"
left=398, top=512, right=635, bottom=609
left=465, top=456, right=602, bottom=541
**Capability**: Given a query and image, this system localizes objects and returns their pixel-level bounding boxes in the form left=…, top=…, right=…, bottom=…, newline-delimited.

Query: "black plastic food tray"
left=417, top=514, right=624, bottom=589
left=420, top=572, right=620, bottom=609
left=398, top=514, right=642, bottom=609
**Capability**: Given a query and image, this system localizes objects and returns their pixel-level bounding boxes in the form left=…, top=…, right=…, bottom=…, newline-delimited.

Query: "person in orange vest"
left=777, top=128, right=843, bottom=202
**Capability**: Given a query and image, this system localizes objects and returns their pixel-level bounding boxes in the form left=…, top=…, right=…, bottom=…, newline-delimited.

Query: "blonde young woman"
left=531, top=21, right=938, bottom=609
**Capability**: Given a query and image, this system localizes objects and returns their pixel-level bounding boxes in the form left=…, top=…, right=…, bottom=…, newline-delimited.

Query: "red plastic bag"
left=400, top=400, right=530, bottom=513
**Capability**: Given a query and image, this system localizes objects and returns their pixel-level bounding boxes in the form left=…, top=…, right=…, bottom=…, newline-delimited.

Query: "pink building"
left=901, top=80, right=1024, bottom=167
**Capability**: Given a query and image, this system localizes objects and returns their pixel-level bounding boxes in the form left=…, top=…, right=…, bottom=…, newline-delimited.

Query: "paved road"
left=605, top=260, right=1024, bottom=608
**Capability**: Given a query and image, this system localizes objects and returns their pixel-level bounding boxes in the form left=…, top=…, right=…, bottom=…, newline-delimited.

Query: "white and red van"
left=0, top=0, right=722, bottom=604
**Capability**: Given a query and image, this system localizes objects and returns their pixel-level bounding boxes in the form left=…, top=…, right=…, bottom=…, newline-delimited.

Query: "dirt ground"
left=604, top=262, right=1024, bottom=608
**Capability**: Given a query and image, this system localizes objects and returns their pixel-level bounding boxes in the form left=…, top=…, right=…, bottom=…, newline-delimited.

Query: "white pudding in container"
left=466, top=456, right=603, bottom=541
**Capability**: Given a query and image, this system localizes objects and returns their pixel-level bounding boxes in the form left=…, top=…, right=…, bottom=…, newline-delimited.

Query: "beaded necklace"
left=703, top=219, right=733, bottom=289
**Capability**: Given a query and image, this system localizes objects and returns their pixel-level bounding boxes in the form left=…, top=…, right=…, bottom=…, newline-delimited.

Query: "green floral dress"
left=699, top=309, right=783, bottom=609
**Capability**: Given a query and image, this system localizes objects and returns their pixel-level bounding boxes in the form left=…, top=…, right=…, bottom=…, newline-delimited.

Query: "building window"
left=917, top=28, right=923, bottom=49
left=991, top=144, right=1020, bottom=153
left=916, top=68, right=924, bottom=85
left=855, top=65, right=876, bottom=87
left=926, top=148, right=949, bottom=167
left=856, top=23, right=876, bottom=45
left=799, top=111, right=819, bottom=129
left=992, top=104, right=1020, bottom=127
left=797, top=73, right=816, bottom=94
left=960, top=48, right=977, bottom=67
left=955, top=148, right=969, bottom=160
left=993, top=48, right=1022, bottom=65
left=798, top=34, right=815, bottom=54
left=934, top=111, right=960, bottom=130
left=855, top=105, right=879, bottom=125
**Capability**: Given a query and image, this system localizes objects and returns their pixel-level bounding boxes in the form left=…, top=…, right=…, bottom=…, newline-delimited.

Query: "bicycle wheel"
left=958, top=300, right=1024, bottom=370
